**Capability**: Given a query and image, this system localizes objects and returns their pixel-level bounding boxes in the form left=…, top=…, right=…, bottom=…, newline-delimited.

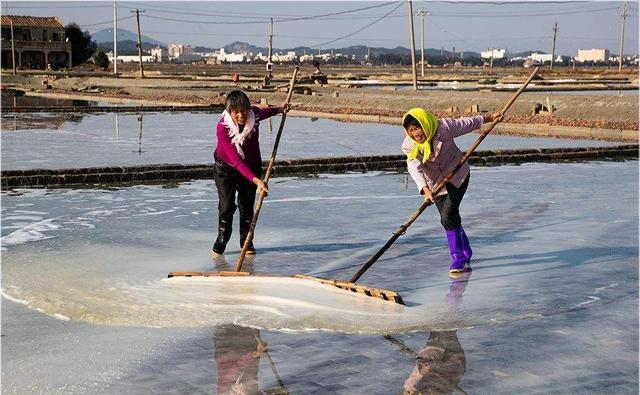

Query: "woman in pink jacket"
left=212, top=90, right=288, bottom=256
left=401, top=108, right=502, bottom=276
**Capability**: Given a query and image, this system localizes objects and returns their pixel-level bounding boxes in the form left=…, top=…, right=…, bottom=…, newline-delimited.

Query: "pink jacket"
left=402, top=115, right=484, bottom=195
left=214, top=106, right=279, bottom=182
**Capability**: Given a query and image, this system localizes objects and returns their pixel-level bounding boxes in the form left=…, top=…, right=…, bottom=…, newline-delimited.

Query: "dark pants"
left=435, top=175, right=469, bottom=230
left=213, top=159, right=261, bottom=233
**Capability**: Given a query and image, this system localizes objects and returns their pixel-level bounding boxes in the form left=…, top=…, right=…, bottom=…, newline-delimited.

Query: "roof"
left=1, top=15, right=65, bottom=29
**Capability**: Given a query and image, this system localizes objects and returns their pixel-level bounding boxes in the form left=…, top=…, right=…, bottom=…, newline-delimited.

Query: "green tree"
left=94, top=50, right=110, bottom=70
left=64, top=23, right=97, bottom=66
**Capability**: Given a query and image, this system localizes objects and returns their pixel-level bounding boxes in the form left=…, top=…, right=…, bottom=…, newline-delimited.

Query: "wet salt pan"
left=1, top=218, right=61, bottom=248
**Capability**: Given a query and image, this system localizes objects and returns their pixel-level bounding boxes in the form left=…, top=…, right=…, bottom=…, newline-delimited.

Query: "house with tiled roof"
left=1, top=15, right=72, bottom=70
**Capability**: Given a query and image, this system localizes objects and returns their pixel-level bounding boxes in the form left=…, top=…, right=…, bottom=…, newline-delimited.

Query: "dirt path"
left=5, top=73, right=639, bottom=131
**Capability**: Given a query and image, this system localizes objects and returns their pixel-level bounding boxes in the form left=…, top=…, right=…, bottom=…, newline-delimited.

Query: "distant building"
left=1, top=15, right=72, bottom=69
left=530, top=52, right=553, bottom=63
left=256, top=51, right=296, bottom=63
left=577, top=48, right=609, bottom=63
left=196, top=48, right=247, bottom=64
left=150, top=46, right=168, bottom=63
left=168, top=43, right=200, bottom=63
left=111, top=54, right=154, bottom=63
left=213, top=48, right=246, bottom=63
left=299, top=54, right=315, bottom=63
left=205, top=56, right=221, bottom=65
left=480, top=48, right=506, bottom=59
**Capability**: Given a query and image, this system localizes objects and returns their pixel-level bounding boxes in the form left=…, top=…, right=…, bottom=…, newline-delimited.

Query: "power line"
left=142, top=14, right=267, bottom=25
left=120, top=1, right=399, bottom=23
left=436, top=1, right=593, bottom=4
left=3, top=4, right=111, bottom=9
left=139, top=11, right=405, bottom=24
left=117, top=5, right=267, bottom=21
left=310, top=2, right=405, bottom=48
left=431, top=5, right=622, bottom=17
left=81, top=15, right=135, bottom=29
left=274, top=1, right=399, bottom=22
left=126, top=2, right=625, bottom=27
left=141, top=30, right=638, bottom=46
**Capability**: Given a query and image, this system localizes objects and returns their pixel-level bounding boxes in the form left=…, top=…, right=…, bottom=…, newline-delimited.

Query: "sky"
left=3, top=0, right=639, bottom=56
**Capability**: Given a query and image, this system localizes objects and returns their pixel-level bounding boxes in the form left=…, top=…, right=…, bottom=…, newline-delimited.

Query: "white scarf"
left=222, top=109, right=256, bottom=159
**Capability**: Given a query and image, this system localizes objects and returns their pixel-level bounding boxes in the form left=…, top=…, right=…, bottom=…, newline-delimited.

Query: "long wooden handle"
left=350, top=67, right=540, bottom=283
left=236, top=67, right=299, bottom=272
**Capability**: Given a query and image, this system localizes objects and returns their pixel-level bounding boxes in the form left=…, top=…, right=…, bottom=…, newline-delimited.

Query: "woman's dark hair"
left=403, top=114, right=421, bottom=130
left=225, top=90, right=251, bottom=111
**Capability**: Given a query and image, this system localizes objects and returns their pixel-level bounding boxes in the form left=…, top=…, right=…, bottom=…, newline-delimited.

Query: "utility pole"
left=407, top=0, right=418, bottom=90
left=113, top=0, right=118, bottom=75
left=10, top=19, right=16, bottom=75
left=550, top=22, right=559, bottom=70
left=618, top=2, right=629, bottom=73
left=267, top=17, right=273, bottom=82
left=416, top=9, right=429, bottom=77
left=131, top=9, right=145, bottom=78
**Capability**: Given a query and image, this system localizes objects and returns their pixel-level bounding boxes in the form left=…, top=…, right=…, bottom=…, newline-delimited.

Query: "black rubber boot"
left=212, top=219, right=232, bottom=256
left=239, top=218, right=256, bottom=255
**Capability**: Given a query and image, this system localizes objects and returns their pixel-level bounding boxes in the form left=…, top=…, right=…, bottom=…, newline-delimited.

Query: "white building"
left=299, top=54, right=315, bottom=63
left=195, top=51, right=220, bottom=64
left=577, top=48, right=609, bottom=63
left=481, top=48, right=506, bottom=59
left=256, top=51, right=297, bottom=63
left=216, top=48, right=247, bottom=63
left=168, top=44, right=201, bottom=63
left=274, top=51, right=297, bottom=62
left=530, top=52, right=553, bottom=63
left=150, top=47, right=168, bottom=63
left=111, top=55, right=155, bottom=63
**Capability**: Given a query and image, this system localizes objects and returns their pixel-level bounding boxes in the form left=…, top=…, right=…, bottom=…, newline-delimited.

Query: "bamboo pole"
left=349, top=67, right=541, bottom=283
left=236, top=67, right=299, bottom=272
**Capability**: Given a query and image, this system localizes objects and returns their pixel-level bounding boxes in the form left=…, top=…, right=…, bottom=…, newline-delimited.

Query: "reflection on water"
left=136, top=114, right=144, bottom=154
left=396, top=273, right=471, bottom=395
left=207, top=267, right=472, bottom=394
left=1, top=113, right=85, bottom=131
left=213, top=324, right=264, bottom=394
left=1, top=112, right=623, bottom=171
left=211, top=257, right=288, bottom=395
left=1, top=163, right=637, bottom=394
left=0, top=94, right=104, bottom=108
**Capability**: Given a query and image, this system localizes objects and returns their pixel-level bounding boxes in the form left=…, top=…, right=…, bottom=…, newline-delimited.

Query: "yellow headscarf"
left=402, top=108, right=439, bottom=163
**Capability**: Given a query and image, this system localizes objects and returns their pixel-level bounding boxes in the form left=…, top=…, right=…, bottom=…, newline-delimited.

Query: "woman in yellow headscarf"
left=401, top=108, right=502, bottom=276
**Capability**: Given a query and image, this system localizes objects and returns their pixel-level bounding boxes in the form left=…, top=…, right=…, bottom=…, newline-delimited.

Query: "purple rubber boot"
left=446, top=227, right=471, bottom=275
left=460, top=226, right=473, bottom=263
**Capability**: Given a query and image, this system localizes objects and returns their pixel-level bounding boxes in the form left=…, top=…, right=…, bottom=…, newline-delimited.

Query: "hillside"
left=92, top=28, right=165, bottom=47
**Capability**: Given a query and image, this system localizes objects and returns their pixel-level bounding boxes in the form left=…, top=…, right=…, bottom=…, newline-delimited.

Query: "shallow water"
left=2, top=162, right=637, bottom=329
left=2, top=161, right=638, bottom=393
left=1, top=112, right=622, bottom=170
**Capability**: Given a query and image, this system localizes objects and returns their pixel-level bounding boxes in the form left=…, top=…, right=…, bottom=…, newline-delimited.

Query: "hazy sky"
left=3, top=0, right=639, bottom=55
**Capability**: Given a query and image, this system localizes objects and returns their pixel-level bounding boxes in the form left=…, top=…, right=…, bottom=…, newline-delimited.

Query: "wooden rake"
left=168, top=68, right=539, bottom=306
